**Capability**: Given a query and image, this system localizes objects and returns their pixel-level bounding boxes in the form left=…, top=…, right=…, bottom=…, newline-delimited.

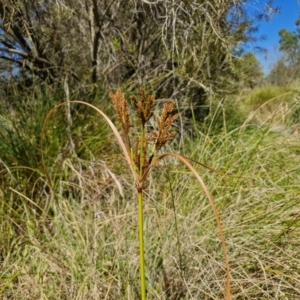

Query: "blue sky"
left=250, top=0, right=300, bottom=74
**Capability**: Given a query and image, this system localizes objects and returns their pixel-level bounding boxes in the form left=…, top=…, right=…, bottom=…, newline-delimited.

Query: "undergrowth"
left=0, top=86, right=300, bottom=299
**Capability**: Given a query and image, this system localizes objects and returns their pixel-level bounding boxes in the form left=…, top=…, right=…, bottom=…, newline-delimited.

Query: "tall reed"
left=41, top=88, right=231, bottom=299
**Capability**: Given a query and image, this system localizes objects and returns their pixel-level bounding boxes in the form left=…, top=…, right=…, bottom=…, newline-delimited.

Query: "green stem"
left=138, top=191, right=146, bottom=300
left=138, top=123, right=146, bottom=299
left=139, top=125, right=145, bottom=177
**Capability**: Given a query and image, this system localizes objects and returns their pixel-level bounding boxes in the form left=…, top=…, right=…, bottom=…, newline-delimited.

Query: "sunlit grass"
left=1, top=87, right=300, bottom=299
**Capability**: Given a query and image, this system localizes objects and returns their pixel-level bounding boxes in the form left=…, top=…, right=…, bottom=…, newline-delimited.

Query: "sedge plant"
left=41, top=88, right=231, bottom=299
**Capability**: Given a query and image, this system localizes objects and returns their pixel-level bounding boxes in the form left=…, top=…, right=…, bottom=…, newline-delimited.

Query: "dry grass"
left=1, top=89, right=300, bottom=299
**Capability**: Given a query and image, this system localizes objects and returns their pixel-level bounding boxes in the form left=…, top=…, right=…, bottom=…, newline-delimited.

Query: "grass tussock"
left=1, top=86, right=300, bottom=299
left=228, top=84, right=300, bottom=134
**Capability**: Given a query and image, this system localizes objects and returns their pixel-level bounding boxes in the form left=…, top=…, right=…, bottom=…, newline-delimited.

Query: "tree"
left=234, top=53, right=263, bottom=89
left=267, top=13, right=300, bottom=85
left=0, top=1, right=278, bottom=116
left=267, top=58, right=291, bottom=85
left=279, top=29, right=300, bottom=65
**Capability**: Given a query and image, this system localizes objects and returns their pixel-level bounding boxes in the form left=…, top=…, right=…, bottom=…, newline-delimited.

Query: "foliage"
left=1, top=107, right=300, bottom=299
left=0, top=0, right=278, bottom=118
left=0, top=84, right=112, bottom=205
left=244, top=85, right=292, bottom=107
left=279, top=28, right=300, bottom=65
left=267, top=58, right=293, bottom=85
left=40, top=88, right=231, bottom=299
left=234, top=84, right=300, bottom=134
left=234, top=52, right=263, bottom=89
left=3, top=1, right=300, bottom=298
left=0, top=86, right=64, bottom=169
left=201, top=97, right=247, bottom=134
left=268, top=12, right=300, bottom=85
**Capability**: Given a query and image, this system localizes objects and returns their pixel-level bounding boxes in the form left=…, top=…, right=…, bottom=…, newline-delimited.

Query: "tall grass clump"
left=0, top=84, right=112, bottom=184
left=244, top=85, right=292, bottom=108
left=1, top=84, right=300, bottom=299
left=41, top=88, right=231, bottom=299
left=184, top=95, right=300, bottom=298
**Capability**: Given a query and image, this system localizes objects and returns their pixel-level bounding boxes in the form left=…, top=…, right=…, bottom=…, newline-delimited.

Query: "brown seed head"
left=152, top=102, right=179, bottom=151
left=131, top=88, right=155, bottom=126
left=109, top=89, right=132, bottom=135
